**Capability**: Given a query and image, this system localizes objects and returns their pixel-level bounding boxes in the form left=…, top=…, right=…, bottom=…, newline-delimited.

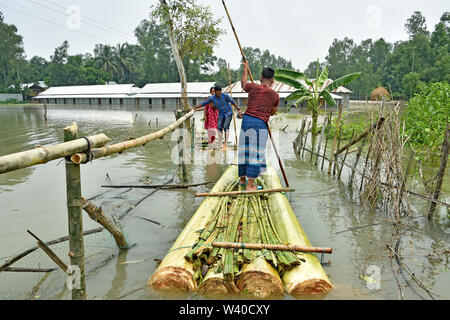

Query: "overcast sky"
left=0, top=0, right=448, bottom=70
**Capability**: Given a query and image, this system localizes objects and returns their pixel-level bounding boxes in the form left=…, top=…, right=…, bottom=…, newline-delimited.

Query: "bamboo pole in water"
left=71, top=110, right=194, bottom=164
left=315, top=118, right=327, bottom=166
left=0, top=133, right=110, bottom=174
left=328, top=104, right=343, bottom=175
left=27, top=230, right=69, bottom=274
left=64, top=123, right=87, bottom=300
left=262, top=166, right=333, bottom=295
left=0, top=228, right=103, bottom=272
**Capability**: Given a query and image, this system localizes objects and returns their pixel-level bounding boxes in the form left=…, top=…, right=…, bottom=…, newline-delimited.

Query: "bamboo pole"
left=71, top=110, right=194, bottom=164
left=81, top=198, right=128, bottom=250
left=333, top=124, right=343, bottom=175
left=429, top=122, right=449, bottom=220
left=301, top=122, right=311, bottom=158
left=0, top=227, right=103, bottom=272
left=328, top=103, right=343, bottom=175
left=360, top=140, right=374, bottom=191
left=195, top=188, right=294, bottom=198
left=303, top=145, right=450, bottom=208
left=212, top=242, right=332, bottom=254
left=27, top=230, right=69, bottom=275
left=43, top=103, right=47, bottom=121
left=176, top=110, right=188, bottom=182
left=338, top=130, right=355, bottom=180
left=321, top=123, right=330, bottom=171
left=100, top=182, right=211, bottom=189
left=350, top=137, right=367, bottom=185
left=228, top=63, right=239, bottom=149
left=0, top=133, right=110, bottom=174
left=3, top=267, right=56, bottom=273
left=315, top=118, right=327, bottom=166
left=296, top=118, right=306, bottom=154
left=64, top=123, right=86, bottom=300
left=335, top=117, right=385, bottom=156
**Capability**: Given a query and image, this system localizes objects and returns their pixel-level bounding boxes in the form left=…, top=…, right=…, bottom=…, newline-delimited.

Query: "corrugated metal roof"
left=224, top=79, right=352, bottom=95
left=139, top=82, right=215, bottom=94
left=36, top=84, right=138, bottom=98
left=36, top=94, right=136, bottom=99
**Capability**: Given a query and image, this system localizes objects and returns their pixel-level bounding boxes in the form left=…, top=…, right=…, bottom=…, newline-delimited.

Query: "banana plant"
left=275, top=60, right=361, bottom=148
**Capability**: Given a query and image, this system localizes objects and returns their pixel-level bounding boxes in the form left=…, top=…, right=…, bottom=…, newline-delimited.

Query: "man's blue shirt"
left=201, top=93, right=236, bottom=119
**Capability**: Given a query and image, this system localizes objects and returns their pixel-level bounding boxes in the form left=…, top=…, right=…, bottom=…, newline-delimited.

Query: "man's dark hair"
left=214, top=85, right=222, bottom=92
left=262, top=67, right=275, bottom=79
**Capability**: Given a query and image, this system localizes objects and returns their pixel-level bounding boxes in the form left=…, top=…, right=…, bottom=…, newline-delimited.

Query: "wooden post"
left=301, top=122, right=311, bottom=159
left=321, top=126, right=330, bottom=171
left=328, top=103, right=343, bottom=175
left=333, top=124, right=343, bottom=176
left=296, top=118, right=306, bottom=154
left=350, top=137, right=367, bottom=186
left=315, top=118, right=327, bottom=166
left=63, top=123, right=86, bottom=300
left=43, top=103, right=47, bottom=122
left=429, top=123, right=449, bottom=220
left=175, top=110, right=187, bottom=182
left=360, top=141, right=374, bottom=191
left=338, top=130, right=355, bottom=180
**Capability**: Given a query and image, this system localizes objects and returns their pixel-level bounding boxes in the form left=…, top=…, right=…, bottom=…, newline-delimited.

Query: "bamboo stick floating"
left=0, top=227, right=103, bottom=272
left=71, top=110, right=194, bottom=164
left=328, top=104, right=343, bottom=175
left=27, top=230, right=70, bottom=275
left=195, top=188, right=295, bottom=197
left=100, top=182, right=212, bottom=189
left=0, top=131, right=111, bottom=174
left=3, top=267, right=57, bottom=273
left=212, top=242, right=332, bottom=254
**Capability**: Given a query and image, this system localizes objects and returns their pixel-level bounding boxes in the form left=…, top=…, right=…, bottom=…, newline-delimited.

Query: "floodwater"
left=0, top=104, right=448, bottom=300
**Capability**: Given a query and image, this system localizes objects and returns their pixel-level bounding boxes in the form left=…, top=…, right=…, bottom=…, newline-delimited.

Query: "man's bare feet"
left=246, top=179, right=258, bottom=190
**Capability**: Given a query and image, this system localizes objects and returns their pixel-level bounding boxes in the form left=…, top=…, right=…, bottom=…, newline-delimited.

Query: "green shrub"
left=405, top=82, right=449, bottom=151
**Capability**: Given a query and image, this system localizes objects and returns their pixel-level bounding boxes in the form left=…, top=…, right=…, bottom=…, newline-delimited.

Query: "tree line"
left=304, top=11, right=449, bottom=100
left=0, top=9, right=448, bottom=100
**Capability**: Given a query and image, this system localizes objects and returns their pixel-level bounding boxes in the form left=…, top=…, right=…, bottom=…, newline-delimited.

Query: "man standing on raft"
left=196, top=85, right=241, bottom=150
left=238, top=61, right=279, bottom=190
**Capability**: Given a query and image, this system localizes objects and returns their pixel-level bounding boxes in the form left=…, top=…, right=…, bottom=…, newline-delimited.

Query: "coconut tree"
left=113, top=43, right=141, bottom=83
left=95, top=45, right=118, bottom=80
left=275, top=60, right=361, bottom=147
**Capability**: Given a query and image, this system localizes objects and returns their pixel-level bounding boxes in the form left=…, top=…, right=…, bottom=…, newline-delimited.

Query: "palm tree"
left=113, top=43, right=141, bottom=83
left=275, top=60, right=361, bottom=148
left=95, top=45, right=118, bottom=80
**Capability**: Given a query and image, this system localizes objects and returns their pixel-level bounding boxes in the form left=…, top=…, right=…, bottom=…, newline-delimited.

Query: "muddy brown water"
left=0, top=104, right=448, bottom=300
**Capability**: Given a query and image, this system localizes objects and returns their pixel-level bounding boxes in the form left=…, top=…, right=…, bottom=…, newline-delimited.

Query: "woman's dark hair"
left=210, top=87, right=215, bottom=93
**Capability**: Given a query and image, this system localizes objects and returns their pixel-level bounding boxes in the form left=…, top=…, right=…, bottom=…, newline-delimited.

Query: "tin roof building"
left=224, top=79, right=352, bottom=108
left=35, top=82, right=215, bottom=107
